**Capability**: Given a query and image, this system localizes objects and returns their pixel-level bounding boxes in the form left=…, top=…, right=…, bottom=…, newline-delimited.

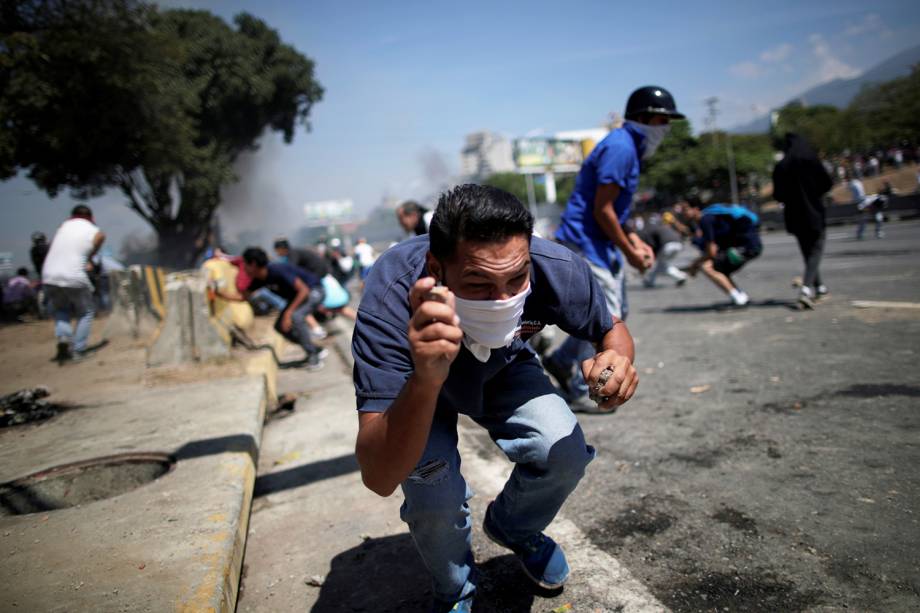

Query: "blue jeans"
left=250, top=287, right=287, bottom=312
left=856, top=209, right=884, bottom=239
left=274, top=287, right=325, bottom=356
left=399, top=357, right=595, bottom=602
left=45, top=285, right=95, bottom=352
left=546, top=256, right=627, bottom=400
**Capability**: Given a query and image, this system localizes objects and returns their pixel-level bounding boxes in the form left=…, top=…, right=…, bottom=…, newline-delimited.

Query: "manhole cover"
left=0, top=453, right=174, bottom=516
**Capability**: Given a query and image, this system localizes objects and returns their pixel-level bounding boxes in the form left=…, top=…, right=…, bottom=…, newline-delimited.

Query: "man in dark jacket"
left=772, top=133, right=833, bottom=309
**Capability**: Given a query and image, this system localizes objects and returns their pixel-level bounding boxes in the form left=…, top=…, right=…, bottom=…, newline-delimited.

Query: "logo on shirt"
left=518, top=319, right=546, bottom=340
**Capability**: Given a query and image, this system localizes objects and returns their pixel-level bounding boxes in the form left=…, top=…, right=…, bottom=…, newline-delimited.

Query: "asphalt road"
left=560, top=220, right=920, bottom=611
left=239, top=220, right=919, bottom=612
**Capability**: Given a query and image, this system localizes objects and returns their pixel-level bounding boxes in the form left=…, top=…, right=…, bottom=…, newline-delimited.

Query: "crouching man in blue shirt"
left=352, top=184, right=638, bottom=612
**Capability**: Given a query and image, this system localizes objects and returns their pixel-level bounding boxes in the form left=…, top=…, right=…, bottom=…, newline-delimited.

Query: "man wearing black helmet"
left=545, top=86, right=684, bottom=412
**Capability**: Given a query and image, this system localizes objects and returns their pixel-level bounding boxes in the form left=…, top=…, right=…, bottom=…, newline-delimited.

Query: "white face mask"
left=626, top=119, right=671, bottom=159
left=452, top=284, right=532, bottom=362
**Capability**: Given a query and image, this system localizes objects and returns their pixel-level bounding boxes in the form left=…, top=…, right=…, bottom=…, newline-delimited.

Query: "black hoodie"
left=771, top=133, right=833, bottom=234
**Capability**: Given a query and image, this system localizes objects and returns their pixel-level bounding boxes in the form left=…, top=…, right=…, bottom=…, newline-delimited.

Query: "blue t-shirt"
left=555, top=123, right=645, bottom=270
left=352, top=235, right=614, bottom=416
left=249, top=262, right=321, bottom=302
left=695, top=206, right=762, bottom=252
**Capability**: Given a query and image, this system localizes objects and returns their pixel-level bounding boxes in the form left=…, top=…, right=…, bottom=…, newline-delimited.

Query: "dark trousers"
left=274, top=287, right=324, bottom=356
left=794, top=230, right=825, bottom=290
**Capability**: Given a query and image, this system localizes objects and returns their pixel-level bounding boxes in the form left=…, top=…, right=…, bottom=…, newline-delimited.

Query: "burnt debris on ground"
left=0, top=387, right=72, bottom=427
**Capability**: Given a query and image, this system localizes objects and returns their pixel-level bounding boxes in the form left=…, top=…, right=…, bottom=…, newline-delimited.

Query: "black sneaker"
left=54, top=342, right=72, bottom=364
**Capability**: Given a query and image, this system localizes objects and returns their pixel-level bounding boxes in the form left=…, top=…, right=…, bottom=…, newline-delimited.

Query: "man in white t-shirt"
left=353, top=237, right=376, bottom=280
left=41, top=205, right=106, bottom=362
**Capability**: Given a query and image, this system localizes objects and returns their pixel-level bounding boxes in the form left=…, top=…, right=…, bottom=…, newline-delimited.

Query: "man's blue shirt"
left=351, top=235, right=614, bottom=416
left=555, top=123, right=645, bottom=270
left=249, top=262, right=321, bottom=302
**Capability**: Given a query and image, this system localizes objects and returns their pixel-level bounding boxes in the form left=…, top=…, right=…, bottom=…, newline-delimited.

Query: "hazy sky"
left=2, top=0, right=919, bottom=267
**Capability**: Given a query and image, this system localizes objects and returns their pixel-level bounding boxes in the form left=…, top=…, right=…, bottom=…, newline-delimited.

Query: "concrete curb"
left=244, top=329, right=288, bottom=406
left=0, top=376, right=267, bottom=612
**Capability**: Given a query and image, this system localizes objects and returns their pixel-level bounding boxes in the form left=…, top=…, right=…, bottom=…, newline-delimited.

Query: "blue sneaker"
left=482, top=502, right=570, bottom=589
left=430, top=593, right=474, bottom=613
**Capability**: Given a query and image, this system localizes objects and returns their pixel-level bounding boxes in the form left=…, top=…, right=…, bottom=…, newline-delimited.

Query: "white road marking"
left=851, top=300, right=920, bottom=310
left=458, top=423, right=668, bottom=613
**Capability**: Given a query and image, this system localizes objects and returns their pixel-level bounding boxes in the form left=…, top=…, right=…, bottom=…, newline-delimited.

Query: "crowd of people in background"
left=206, top=234, right=378, bottom=370
left=7, top=131, right=917, bottom=371
left=824, top=144, right=918, bottom=184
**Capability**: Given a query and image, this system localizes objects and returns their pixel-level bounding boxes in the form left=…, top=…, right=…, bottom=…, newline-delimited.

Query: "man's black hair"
left=685, top=195, right=704, bottom=210
left=71, top=204, right=93, bottom=218
left=242, top=247, right=269, bottom=267
left=398, top=200, right=425, bottom=215
left=429, top=184, right=534, bottom=261
left=16, top=267, right=28, bottom=276
left=273, top=238, right=291, bottom=250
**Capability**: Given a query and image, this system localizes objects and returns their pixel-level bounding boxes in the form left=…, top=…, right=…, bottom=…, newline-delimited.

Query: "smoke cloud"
left=219, top=135, right=299, bottom=251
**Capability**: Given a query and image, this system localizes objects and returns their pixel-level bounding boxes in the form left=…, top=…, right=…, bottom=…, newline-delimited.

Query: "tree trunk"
left=155, top=222, right=208, bottom=270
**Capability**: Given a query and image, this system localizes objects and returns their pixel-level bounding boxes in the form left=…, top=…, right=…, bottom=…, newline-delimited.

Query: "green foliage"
left=641, top=120, right=774, bottom=203
left=773, top=66, right=920, bottom=153
left=554, top=173, right=576, bottom=206
left=0, top=0, right=323, bottom=268
left=849, top=65, right=920, bottom=146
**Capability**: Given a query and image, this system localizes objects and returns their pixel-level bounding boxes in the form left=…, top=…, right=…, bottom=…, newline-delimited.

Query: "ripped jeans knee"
left=407, top=458, right=450, bottom=486
left=400, top=455, right=470, bottom=526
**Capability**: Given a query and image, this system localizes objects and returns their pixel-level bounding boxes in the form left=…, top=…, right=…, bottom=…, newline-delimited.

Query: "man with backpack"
left=683, top=201, right=762, bottom=307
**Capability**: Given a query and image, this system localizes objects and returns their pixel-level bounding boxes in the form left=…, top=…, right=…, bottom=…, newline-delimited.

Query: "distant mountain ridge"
left=730, top=44, right=920, bottom=134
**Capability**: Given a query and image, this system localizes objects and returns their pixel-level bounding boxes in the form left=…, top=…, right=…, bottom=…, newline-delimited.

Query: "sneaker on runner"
left=731, top=290, right=750, bottom=307
left=54, top=341, right=72, bottom=363
left=798, top=292, right=816, bottom=310
left=482, top=502, right=569, bottom=589
left=315, top=347, right=330, bottom=361
left=310, top=325, right=328, bottom=340
left=303, top=352, right=325, bottom=371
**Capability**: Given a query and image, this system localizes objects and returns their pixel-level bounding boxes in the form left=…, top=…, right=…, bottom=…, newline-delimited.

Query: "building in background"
left=462, top=124, right=613, bottom=206
left=460, top=131, right=515, bottom=180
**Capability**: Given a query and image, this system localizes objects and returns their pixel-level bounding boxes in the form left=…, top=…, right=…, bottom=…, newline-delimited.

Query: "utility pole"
left=704, top=96, right=740, bottom=204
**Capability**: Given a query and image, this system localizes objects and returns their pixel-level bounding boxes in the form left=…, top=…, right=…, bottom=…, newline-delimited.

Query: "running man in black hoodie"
left=772, top=133, right=833, bottom=309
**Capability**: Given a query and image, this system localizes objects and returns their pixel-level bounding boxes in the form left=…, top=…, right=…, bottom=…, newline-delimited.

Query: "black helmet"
left=624, top=86, right=685, bottom=120
left=31, top=231, right=47, bottom=243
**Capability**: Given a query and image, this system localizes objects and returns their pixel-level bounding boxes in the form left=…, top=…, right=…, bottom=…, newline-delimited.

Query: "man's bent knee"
left=400, top=458, right=469, bottom=523
left=542, top=426, right=595, bottom=483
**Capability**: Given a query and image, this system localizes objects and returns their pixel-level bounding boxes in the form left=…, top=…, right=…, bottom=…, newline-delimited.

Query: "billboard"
left=302, top=199, right=355, bottom=227
left=513, top=138, right=585, bottom=172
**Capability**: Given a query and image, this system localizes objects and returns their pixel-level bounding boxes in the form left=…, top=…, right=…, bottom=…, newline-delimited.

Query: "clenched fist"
left=580, top=350, right=638, bottom=412
left=408, top=277, right=464, bottom=387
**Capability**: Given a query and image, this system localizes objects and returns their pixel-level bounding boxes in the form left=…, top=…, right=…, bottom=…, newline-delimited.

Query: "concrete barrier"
left=147, top=274, right=232, bottom=367
left=102, top=266, right=160, bottom=340
left=758, top=193, right=920, bottom=231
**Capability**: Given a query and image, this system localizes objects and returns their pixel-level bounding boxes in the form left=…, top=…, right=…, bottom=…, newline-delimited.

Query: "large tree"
left=0, top=0, right=323, bottom=268
left=641, top=120, right=774, bottom=204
